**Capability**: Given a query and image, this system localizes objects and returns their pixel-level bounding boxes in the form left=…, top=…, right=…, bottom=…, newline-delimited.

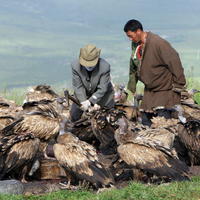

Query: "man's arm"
left=159, top=41, right=186, bottom=90
left=72, top=67, right=87, bottom=103
left=127, top=58, right=138, bottom=94
left=89, top=67, right=111, bottom=105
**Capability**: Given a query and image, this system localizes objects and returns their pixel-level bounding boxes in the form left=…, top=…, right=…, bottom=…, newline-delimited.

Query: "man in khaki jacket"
left=70, top=44, right=114, bottom=122
left=124, top=19, right=186, bottom=126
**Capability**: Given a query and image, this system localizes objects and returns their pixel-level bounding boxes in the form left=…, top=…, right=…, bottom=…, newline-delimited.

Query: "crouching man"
left=70, top=44, right=114, bottom=122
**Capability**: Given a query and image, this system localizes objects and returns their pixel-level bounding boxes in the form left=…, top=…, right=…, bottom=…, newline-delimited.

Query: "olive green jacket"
left=127, top=42, right=139, bottom=93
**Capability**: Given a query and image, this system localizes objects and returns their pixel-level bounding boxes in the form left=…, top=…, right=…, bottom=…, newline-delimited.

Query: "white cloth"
left=84, top=66, right=96, bottom=71
left=89, top=104, right=101, bottom=112
left=93, top=104, right=101, bottom=110
left=81, top=100, right=91, bottom=111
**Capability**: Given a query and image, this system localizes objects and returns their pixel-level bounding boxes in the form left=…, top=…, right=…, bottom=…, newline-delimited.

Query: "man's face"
left=126, top=30, right=141, bottom=43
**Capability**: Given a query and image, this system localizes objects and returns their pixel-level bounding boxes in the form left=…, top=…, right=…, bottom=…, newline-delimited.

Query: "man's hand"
left=93, top=104, right=101, bottom=110
left=81, top=100, right=91, bottom=111
left=89, top=104, right=101, bottom=112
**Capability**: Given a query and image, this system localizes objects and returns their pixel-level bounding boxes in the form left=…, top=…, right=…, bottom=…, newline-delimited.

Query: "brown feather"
left=115, top=117, right=189, bottom=181
left=25, top=85, right=58, bottom=102
left=0, top=138, right=40, bottom=180
left=117, top=143, right=189, bottom=181
left=0, top=112, right=60, bottom=141
left=0, top=116, right=15, bottom=130
left=182, top=104, right=200, bottom=120
left=178, top=120, right=200, bottom=165
left=16, top=114, right=60, bottom=140
left=54, top=133, right=114, bottom=188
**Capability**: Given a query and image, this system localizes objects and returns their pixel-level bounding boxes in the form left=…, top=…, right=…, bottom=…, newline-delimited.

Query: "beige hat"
left=79, top=44, right=101, bottom=67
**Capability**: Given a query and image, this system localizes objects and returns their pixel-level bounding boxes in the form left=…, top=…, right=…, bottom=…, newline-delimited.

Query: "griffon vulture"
left=0, top=105, right=60, bottom=141
left=24, top=84, right=59, bottom=103
left=0, top=133, right=40, bottom=182
left=177, top=119, right=200, bottom=166
left=53, top=133, right=115, bottom=188
left=114, top=84, right=128, bottom=104
left=90, top=108, right=125, bottom=155
left=115, top=117, right=189, bottom=182
left=22, top=97, right=69, bottom=119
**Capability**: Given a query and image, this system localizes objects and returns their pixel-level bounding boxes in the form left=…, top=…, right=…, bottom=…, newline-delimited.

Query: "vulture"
left=71, top=117, right=96, bottom=145
left=181, top=104, right=200, bottom=121
left=151, top=116, right=179, bottom=129
left=114, top=84, right=128, bottom=104
left=177, top=119, right=200, bottom=166
left=114, top=104, right=139, bottom=121
left=0, top=116, right=15, bottom=130
left=0, top=99, right=22, bottom=119
left=90, top=108, right=125, bottom=155
left=22, top=96, right=70, bottom=119
left=24, top=84, right=59, bottom=103
left=115, top=117, right=189, bottom=182
left=0, top=133, right=40, bottom=182
left=0, top=109, right=60, bottom=141
left=53, top=132, right=115, bottom=189
left=181, top=89, right=200, bottom=105
left=0, top=102, right=65, bottom=181
left=0, top=104, right=62, bottom=167
left=179, top=89, right=200, bottom=120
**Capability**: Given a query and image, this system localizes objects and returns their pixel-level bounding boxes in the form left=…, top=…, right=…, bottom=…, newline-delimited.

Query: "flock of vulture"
left=0, top=85, right=200, bottom=192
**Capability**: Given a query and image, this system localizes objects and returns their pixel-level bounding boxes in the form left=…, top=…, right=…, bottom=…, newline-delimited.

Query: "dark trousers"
left=141, top=109, right=172, bottom=127
left=70, top=103, right=83, bottom=122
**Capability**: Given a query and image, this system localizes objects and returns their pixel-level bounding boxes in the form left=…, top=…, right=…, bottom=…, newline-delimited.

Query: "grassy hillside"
left=0, top=0, right=200, bottom=90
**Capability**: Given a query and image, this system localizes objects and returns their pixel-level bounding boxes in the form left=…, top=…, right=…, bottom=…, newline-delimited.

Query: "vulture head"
left=116, top=117, right=128, bottom=135
left=115, top=117, right=136, bottom=145
left=114, top=85, right=128, bottom=103
left=57, top=132, right=79, bottom=144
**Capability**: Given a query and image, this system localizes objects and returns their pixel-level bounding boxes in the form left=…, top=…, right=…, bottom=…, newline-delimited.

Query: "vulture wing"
left=118, top=143, right=189, bottom=181
left=16, top=113, right=60, bottom=140
left=132, top=128, right=175, bottom=155
left=178, top=120, right=200, bottom=165
left=0, top=137, right=40, bottom=180
left=1, top=113, right=59, bottom=141
left=53, top=142, right=114, bottom=188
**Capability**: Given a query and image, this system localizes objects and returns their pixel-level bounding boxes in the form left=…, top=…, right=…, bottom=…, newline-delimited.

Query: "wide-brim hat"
left=79, top=44, right=101, bottom=67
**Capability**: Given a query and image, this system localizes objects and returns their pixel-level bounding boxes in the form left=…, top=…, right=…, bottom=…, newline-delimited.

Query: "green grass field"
left=0, top=177, right=200, bottom=200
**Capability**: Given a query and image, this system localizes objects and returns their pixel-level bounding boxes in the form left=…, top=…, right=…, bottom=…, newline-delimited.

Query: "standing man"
left=124, top=19, right=186, bottom=126
left=70, top=44, right=114, bottom=122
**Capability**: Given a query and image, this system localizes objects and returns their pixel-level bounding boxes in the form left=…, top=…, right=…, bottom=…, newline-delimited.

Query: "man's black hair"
left=124, top=19, right=143, bottom=32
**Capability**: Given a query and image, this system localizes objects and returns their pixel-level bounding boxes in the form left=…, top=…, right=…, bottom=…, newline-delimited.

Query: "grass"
left=0, top=177, right=200, bottom=200
left=0, top=83, right=69, bottom=105
left=0, top=87, right=25, bottom=105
